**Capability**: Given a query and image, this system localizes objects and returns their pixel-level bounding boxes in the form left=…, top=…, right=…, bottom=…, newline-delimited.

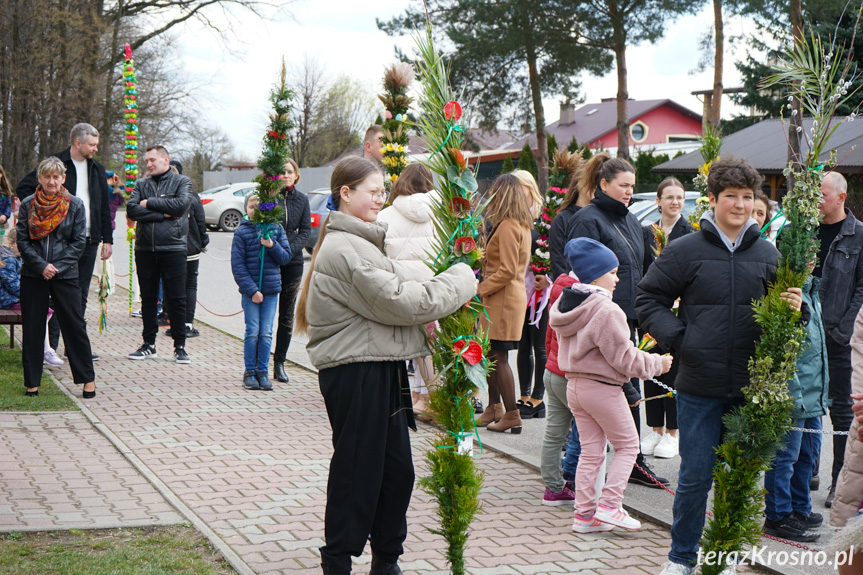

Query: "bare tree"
left=287, top=55, right=328, bottom=167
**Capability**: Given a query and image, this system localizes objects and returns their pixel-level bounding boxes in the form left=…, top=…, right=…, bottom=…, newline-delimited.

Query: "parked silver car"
left=628, top=191, right=703, bottom=226
left=201, top=182, right=257, bottom=232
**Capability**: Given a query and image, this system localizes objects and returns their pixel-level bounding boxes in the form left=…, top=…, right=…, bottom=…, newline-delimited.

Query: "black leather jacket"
left=278, top=187, right=311, bottom=266
left=819, top=209, right=863, bottom=346
left=16, top=193, right=87, bottom=280
left=127, top=170, right=192, bottom=252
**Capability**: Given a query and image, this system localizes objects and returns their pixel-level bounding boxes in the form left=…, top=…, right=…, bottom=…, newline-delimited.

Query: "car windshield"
left=640, top=199, right=699, bottom=226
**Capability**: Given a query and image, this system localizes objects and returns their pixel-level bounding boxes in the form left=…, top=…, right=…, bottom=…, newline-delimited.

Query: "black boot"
left=274, top=361, right=289, bottom=383
left=321, top=562, right=347, bottom=575
left=369, top=554, right=402, bottom=575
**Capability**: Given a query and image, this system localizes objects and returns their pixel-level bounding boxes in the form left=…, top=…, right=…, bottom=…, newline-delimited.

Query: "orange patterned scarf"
left=28, top=185, right=71, bottom=240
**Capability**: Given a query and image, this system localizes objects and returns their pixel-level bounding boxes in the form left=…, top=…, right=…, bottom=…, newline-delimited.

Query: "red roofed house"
left=516, top=98, right=703, bottom=153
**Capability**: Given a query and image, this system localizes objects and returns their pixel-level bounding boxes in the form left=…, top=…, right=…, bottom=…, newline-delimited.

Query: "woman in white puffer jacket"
left=377, top=163, right=439, bottom=420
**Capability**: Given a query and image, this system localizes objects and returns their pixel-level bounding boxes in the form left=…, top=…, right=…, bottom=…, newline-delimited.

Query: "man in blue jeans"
left=636, top=157, right=804, bottom=574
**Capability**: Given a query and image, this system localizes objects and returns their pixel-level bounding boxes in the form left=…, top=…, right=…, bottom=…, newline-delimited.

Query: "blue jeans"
left=764, top=416, right=822, bottom=521
left=669, top=391, right=743, bottom=567
left=242, top=293, right=279, bottom=373
left=563, top=417, right=581, bottom=482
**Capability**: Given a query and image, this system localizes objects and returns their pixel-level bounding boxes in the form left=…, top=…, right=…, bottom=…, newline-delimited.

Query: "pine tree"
left=516, top=142, right=538, bottom=179
left=566, top=136, right=580, bottom=153
left=501, top=154, right=515, bottom=174
left=546, top=134, right=558, bottom=165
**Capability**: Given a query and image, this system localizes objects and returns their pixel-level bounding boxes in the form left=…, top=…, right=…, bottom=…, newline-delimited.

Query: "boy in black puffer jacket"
left=636, top=156, right=804, bottom=575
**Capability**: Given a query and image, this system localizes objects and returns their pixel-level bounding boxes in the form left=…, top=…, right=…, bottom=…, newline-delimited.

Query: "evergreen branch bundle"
left=701, top=11, right=862, bottom=572
left=412, top=28, right=486, bottom=575
left=379, top=63, right=415, bottom=185
left=531, top=150, right=583, bottom=275
left=252, top=58, right=294, bottom=227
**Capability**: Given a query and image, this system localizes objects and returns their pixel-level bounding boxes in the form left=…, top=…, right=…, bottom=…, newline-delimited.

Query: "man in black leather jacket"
left=814, top=171, right=863, bottom=506
left=126, top=146, right=193, bottom=364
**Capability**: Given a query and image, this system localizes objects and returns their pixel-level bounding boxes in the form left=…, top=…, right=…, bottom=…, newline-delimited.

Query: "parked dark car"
left=305, top=188, right=332, bottom=254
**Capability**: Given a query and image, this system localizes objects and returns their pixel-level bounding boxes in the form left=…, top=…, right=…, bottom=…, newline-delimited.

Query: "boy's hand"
left=780, top=287, right=803, bottom=312
left=660, top=354, right=674, bottom=374
left=252, top=291, right=263, bottom=304
left=261, top=236, right=274, bottom=248
left=629, top=399, right=641, bottom=407
left=534, top=275, right=551, bottom=290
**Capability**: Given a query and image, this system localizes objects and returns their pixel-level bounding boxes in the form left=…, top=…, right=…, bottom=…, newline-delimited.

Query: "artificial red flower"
left=449, top=197, right=471, bottom=219
left=444, top=101, right=462, bottom=121
left=268, top=130, right=286, bottom=139
left=454, top=339, right=483, bottom=365
left=450, top=148, right=467, bottom=170
left=454, top=236, right=477, bottom=256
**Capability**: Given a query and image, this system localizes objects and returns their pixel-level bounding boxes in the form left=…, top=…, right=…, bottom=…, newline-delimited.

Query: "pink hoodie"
left=548, top=286, right=664, bottom=385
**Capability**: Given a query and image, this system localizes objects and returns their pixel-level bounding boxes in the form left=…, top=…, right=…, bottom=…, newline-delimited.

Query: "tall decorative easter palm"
left=413, top=28, right=488, bottom=575
left=700, top=9, right=863, bottom=573
left=249, top=59, right=293, bottom=287
left=123, top=43, right=139, bottom=317
left=379, top=63, right=414, bottom=186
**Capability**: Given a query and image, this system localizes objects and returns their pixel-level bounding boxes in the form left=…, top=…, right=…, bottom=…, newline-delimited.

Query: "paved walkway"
left=2, top=282, right=736, bottom=575
left=0, top=411, right=183, bottom=531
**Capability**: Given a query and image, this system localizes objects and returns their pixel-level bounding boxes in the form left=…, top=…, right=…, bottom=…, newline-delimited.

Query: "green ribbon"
left=257, top=223, right=276, bottom=290
left=430, top=123, right=466, bottom=159
left=436, top=393, right=483, bottom=457
left=759, top=208, right=784, bottom=238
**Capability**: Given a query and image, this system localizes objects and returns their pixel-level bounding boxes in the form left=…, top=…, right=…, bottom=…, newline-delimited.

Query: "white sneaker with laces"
left=595, top=504, right=641, bottom=530
left=572, top=513, right=615, bottom=533
left=43, top=349, right=64, bottom=367
left=654, top=433, right=679, bottom=459
left=657, top=562, right=693, bottom=575
left=641, top=430, right=663, bottom=456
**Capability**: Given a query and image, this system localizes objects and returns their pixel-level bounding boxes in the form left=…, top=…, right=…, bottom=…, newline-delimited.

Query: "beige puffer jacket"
left=305, top=210, right=477, bottom=370
left=832, top=307, right=863, bottom=527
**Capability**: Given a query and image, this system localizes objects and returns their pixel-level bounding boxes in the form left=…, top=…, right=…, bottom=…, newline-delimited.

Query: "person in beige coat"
left=832, top=306, right=863, bottom=530
left=295, top=157, right=476, bottom=575
left=477, top=173, right=533, bottom=434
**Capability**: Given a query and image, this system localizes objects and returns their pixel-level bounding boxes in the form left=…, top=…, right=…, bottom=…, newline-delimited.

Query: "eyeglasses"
left=350, top=187, right=389, bottom=202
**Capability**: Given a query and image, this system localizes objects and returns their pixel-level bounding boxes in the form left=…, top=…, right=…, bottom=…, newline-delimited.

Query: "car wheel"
left=305, top=246, right=314, bottom=255
left=219, top=209, right=242, bottom=232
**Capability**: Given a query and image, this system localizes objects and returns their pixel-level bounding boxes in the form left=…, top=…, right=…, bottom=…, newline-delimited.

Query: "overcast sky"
left=175, top=0, right=755, bottom=156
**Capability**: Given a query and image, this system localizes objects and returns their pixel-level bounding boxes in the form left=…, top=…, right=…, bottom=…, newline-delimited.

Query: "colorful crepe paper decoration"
left=378, top=63, right=414, bottom=185
left=123, top=43, right=138, bottom=316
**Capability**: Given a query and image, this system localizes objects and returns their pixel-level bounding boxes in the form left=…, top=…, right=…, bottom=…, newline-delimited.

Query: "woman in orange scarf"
left=16, top=157, right=96, bottom=398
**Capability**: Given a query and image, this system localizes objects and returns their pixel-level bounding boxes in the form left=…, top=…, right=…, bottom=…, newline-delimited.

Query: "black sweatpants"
left=21, top=275, right=94, bottom=388
left=273, top=264, right=304, bottom=362
left=644, top=352, right=679, bottom=430
left=163, top=258, right=200, bottom=325
left=136, top=250, right=187, bottom=348
left=319, top=361, right=415, bottom=574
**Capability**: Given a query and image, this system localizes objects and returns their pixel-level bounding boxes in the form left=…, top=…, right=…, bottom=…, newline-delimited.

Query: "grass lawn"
left=0, top=328, right=76, bottom=411
left=0, top=525, right=235, bottom=575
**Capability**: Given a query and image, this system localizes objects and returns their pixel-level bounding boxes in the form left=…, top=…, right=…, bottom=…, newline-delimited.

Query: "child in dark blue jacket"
left=231, top=195, right=292, bottom=390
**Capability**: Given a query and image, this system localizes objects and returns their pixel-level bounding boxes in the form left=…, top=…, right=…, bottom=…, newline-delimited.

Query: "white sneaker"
left=654, top=433, right=679, bottom=459
left=43, top=349, right=64, bottom=367
left=641, top=430, right=663, bottom=456
left=594, top=504, right=641, bottom=530
left=572, top=513, right=615, bottom=533
left=658, top=562, right=693, bottom=575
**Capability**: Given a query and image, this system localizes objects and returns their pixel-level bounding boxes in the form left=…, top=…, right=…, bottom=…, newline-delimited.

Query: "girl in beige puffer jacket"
left=295, top=157, right=476, bottom=575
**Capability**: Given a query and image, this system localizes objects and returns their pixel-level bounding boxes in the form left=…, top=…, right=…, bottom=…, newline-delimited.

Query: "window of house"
left=630, top=121, right=648, bottom=142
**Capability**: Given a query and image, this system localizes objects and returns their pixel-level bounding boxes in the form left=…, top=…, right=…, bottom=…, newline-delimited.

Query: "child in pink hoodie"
left=549, top=238, right=672, bottom=533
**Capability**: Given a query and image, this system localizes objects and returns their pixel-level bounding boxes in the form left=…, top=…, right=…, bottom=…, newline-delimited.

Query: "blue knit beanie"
left=564, top=238, right=619, bottom=284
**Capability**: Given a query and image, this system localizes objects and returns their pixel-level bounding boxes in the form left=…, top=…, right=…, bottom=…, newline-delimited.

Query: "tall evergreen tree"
left=517, top=142, right=538, bottom=179
left=379, top=0, right=612, bottom=195
left=560, top=0, right=697, bottom=160
left=501, top=154, right=515, bottom=174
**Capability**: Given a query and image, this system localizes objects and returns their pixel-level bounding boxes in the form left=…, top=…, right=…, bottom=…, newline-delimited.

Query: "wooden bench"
left=0, top=309, right=22, bottom=348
